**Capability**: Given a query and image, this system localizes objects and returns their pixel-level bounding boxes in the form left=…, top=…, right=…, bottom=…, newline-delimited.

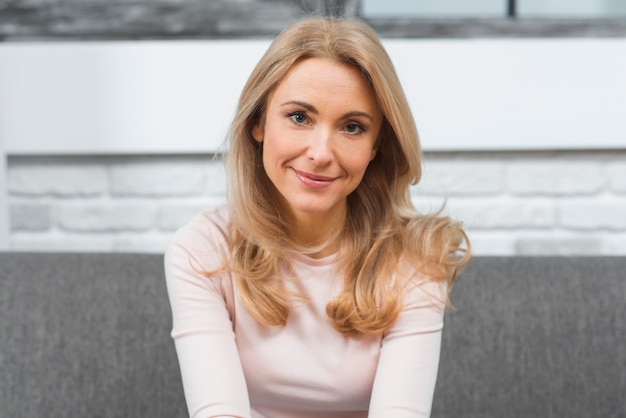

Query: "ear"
left=369, top=148, right=377, bottom=161
left=252, top=121, right=264, bottom=143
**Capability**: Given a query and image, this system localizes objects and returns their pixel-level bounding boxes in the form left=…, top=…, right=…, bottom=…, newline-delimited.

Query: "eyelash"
left=287, top=111, right=308, bottom=126
left=286, top=111, right=366, bottom=135
left=343, top=122, right=366, bottom=135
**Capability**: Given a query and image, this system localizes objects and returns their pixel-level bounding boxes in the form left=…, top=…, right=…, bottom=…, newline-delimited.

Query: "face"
left=252, top=57, right=382, bottom=225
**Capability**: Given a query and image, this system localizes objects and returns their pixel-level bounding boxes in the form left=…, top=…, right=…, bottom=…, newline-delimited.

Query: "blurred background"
left=1, top=0, right=625, bottom=255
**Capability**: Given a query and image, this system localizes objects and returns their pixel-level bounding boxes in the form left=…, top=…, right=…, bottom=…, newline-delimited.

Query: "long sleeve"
left=164, top=216, right=251, bottom=418
left=368, top=278, right=445, bottom=418
left=165, top=209, right=447, bottom=418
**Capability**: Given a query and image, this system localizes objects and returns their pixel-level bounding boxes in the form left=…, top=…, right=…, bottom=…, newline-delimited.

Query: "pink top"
left=164, top=207, right=445, bottom=418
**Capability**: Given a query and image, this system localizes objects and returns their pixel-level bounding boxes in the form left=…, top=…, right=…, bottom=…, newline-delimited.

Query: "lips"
left=293, top=169, right=336, bottom=189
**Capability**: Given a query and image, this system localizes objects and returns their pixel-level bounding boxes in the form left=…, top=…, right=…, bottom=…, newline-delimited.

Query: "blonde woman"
left=165, top=16, right=470, bottom=418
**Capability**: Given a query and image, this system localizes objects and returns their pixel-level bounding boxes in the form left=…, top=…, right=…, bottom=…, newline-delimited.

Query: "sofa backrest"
left=433, top=256, right=626, bottom=418
left=1, top=253, right=625, bottom=417
left=0, top=253, right=186, bottom=417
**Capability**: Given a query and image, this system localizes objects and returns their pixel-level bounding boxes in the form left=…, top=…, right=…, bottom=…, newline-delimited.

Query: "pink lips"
left=293, top=169, right=336, bottom=189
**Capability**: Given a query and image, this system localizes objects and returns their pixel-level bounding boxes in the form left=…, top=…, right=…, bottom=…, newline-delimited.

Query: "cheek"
left=262, top=135, right=285, bottom=164
left=261, top=135, right=294, bottom=175
left=355, top=157, right=374, bottom=178
left=262, top=127, right=306, bottom=164
left=340, top=145, right=377, bottom=176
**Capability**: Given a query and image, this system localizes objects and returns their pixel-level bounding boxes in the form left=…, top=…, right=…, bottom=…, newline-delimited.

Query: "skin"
left=252, top=57, right=382, bottom=255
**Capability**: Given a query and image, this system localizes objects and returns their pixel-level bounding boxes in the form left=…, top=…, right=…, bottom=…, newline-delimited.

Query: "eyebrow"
left=281, top=100, right=376, bottom=122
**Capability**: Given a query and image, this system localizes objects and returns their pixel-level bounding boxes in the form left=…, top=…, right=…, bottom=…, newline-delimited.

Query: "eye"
left=287, top=111, right=308, bottom=125
left=344, top=122, right=365, bottom=135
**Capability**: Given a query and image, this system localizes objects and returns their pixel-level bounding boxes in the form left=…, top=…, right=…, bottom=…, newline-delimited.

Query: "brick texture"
left=609, top=163, right=626, bottom=194
left=9, top=160, right=107, bottom=197
left=57, top=203, right=156, bottom=232
left=110, top=159, right=207, bottom=197
left=10, top=203, right=51, bottom=231
left=5, top=151, right=626, bottom=255
left=412, top=161, right=504, bottom=196
left=449, top=199, right=555, bottom=230
left=157, top=198, right=226, bottom=232
left=508, top=161, right=607, bottom=196
left=558, top=199, right=626, bottom=231
left=516, top=236, right=606, bottom=255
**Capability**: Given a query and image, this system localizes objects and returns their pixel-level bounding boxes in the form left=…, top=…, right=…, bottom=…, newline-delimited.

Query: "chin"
left=297, top=204, right=346, bottom=219
left=294, top=205, right=332, bottom=215
left=279, top=193, right=345, bottom=219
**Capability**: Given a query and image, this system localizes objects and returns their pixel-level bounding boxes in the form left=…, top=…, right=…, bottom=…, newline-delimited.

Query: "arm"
left=368, top=279, right=445, bottom=418
left=164, top=222, right=251, bottom=418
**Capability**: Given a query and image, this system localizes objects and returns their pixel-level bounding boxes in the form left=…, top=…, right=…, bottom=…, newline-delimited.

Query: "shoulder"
left=400, top=211, right=470, bottom=284
left=165, top=205, right=231, bottom=272
left=398, top=260, right=447, bottom=310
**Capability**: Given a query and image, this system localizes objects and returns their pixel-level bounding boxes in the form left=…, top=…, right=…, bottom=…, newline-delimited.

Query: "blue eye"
left=288, top=112, right=307, bottom=125
left=345, top=122, right=364, bottom=135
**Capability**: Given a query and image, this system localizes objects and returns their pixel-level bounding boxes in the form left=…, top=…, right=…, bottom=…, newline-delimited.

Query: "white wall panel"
left=1, top=38, right=625, bottom=154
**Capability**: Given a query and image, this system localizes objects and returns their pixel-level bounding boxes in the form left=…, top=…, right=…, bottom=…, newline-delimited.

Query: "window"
left=362, top=0, right=506, bottom=18
left=362, top=0, right=626, bottom=18
left=519, top=0, right=626, bottom=17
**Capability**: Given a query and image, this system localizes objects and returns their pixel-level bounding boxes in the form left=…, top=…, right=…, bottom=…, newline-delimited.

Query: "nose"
left=307, top=127, right=333, bottom=166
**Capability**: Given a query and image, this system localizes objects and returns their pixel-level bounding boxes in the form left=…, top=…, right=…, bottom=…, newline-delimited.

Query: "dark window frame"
left=0, top=0, right=625, bottom=41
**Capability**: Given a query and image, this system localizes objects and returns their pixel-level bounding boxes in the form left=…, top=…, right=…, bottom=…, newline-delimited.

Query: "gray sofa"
left=1, top=253, right=624, bottom=418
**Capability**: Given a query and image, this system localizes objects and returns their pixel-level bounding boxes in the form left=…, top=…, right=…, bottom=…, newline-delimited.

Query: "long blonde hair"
left=226, top=16, right=470, bottom=335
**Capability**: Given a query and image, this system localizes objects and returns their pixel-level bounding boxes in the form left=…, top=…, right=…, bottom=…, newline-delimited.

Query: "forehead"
left=267, top=57, right=379, bottom=110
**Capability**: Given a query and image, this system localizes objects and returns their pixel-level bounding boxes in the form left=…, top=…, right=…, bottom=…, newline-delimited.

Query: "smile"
left=293, top=169, right=336, bottom=189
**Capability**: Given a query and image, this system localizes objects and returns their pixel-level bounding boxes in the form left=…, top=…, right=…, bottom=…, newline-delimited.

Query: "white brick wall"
left=411, top=152, right=626, bottom=255
left=6, top=152, right=626, bottom=255
left=7, top=156, right=227, bottom=253
left=0, top=150, right=8, bottom=250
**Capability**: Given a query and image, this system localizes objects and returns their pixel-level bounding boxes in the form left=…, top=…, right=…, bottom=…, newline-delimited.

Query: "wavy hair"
left=226, top=16, right=470, bottom=335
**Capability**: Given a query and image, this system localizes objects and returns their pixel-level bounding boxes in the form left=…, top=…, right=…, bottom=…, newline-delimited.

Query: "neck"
left=289, top=208, right=346, bottom=259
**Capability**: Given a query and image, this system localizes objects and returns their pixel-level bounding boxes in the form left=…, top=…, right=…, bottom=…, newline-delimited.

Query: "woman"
left=165, top=16, right=470, bottom=418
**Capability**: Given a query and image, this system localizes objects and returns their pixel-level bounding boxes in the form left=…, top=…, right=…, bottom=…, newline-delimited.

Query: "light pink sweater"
left=164, top=207, right=445, bottom=418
